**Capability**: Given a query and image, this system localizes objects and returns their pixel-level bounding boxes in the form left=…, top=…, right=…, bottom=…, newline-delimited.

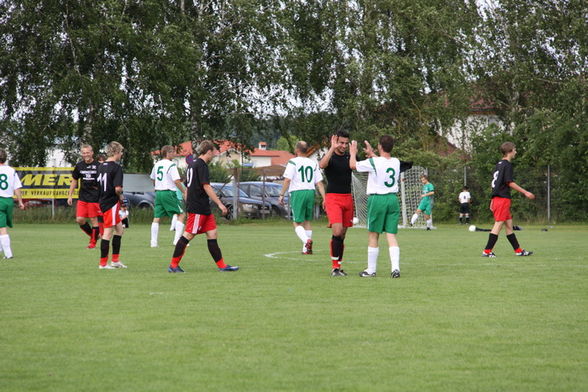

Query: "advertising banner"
left=14, top=167, right=77, bottom=199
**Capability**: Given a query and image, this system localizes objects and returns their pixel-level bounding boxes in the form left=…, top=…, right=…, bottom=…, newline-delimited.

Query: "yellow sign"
left=14, top=167, right=78, bottom=199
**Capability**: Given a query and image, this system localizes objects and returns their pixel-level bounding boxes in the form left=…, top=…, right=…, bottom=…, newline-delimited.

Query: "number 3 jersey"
left=355, top=157, right=401, bottom=195
left=283, top=157, right=323, bottom=192
left=98, top=161, right=124, bottom=212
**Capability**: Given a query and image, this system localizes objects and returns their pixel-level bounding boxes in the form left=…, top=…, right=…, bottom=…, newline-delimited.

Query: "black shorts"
left=459, top=203, right=470, bottom=214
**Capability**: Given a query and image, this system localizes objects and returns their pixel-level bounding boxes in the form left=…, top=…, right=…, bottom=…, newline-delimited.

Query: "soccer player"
left=458, top=186, right=472, bottom=224
left=67, top=144, right=101, bottom=248
left=97, top=142, right=127, bottom=269
left=0, top=149, right=25, bottom=259
left=278, top=141, right=326, bottom=255
left=150, top=145, right=187, bottom=247
left=410, top=174, right=435, bottom=230
left=168, top=140, right=238, bottom=273
left=482, top=142, right=534, bottom=258
left=319, top=131, right=353, bottom=276
left=350, top=136, right=405, bottom=278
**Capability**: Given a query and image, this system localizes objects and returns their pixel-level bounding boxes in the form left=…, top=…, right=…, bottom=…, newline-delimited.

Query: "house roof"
left=250, top=148, right=294, bottom=166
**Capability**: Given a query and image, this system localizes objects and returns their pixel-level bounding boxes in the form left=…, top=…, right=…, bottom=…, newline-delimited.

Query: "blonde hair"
left=106, top=141, right=124, bottom=157
left=161, top=145, right=175, bottom=158
left=196, top=140, right=216, bottom=155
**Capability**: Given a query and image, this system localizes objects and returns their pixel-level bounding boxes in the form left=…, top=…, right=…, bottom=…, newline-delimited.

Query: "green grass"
left=1, top=222, right=587, bottom=391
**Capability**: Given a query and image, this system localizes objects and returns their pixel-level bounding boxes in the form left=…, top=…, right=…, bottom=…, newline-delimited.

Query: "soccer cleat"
left=391, top=269, right=400, bottom=278
left=99, top=264, right=115, bottom=269
left=331, top=268, right=347, bottom=277
left=150, top=243, right=158, bottom=248
left=302, top=239, right=313, bottom=255
left=482, top=251, right=497, bottom=258
left=3, top=256, right=13, bottom=260
left=426, top=227, right=431, bottom=231
left=359, top=270, right=376, bottom=278
left=515, top=249, right=533, bottom=256
left=110, top=261, right=127, bottom=269
left=87, top=242, right=97, bottom=249
left=219, top=265, right=239, bottom=271
left=168, top=265, right=185, bottom=273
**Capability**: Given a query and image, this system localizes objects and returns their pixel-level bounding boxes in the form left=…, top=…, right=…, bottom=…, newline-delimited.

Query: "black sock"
left=331, top=235, right=343, bottom=261
left=506, top=233, right=520, bottom=251
left=207, top=239, right=223, bottom=263
left=100, top=239, right=110, bottom=259
left=172, top=236, right=189, bottom=258
left=112, top=235, right=122, bottom=256
left=92, top=227, right=100, bottom=242
left=484, top=233, right=498, bottom=251
left=80, top=222, right=92, bottom=236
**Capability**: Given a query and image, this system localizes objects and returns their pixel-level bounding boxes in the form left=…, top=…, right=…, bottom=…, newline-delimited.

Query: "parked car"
left=210, top=182, right=271, bottom=219
left=238, top=181, right=289, bottom=218
left=123, top=191, right=155, bottom=209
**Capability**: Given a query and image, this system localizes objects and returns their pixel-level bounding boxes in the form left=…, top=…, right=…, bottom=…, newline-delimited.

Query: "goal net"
left=351, top=166, right=432, bottom=229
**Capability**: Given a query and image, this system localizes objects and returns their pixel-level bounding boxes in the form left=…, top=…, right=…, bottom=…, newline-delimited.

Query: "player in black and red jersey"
left=97, top=142, right=127, bottom=269
left=482, top=142, right=535, bottom=258
left=67, top=144, right=101, bottom=248
left=168, top=140, right=238, bottom=273
left=319, top=131, right=354, bottom=277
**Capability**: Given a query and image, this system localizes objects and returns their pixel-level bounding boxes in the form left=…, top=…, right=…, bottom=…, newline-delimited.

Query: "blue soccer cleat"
left=219, top=265, right=239, bottom=271
left=168, top=265, right=185, bottom=273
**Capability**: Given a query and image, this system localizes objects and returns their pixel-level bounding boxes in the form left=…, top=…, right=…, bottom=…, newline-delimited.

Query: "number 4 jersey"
left=283, top=157, right=323, bottom=191
left=356, top=157, right=401, bottom=194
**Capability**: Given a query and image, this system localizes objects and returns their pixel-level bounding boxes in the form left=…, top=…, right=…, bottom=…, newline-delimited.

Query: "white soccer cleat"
left=99, top=264, right=115, bottom=269
left=150, top=242, right=158, bottom=248
left=110, top=261, right=127, bottom=269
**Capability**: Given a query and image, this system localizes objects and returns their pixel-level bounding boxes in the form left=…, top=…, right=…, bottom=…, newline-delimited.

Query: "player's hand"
left=67, top=197, right=73, bottom=206
left=330, top=134, right=338, bottom=150
left=18, top=201, right=25, bottom=210
left=322, top=199, right=326, bottom=211
left=525, top=191, right=535, bottom=200
left=363, top=141, right=374, bottom=157
left=278, top=195, right=285, bottom=206
left=219, top=204, right=228, bottom=216
left=350, top=140, right=358, bottom=154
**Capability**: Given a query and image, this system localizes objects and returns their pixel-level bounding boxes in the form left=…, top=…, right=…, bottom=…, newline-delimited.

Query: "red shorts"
left=76, top=201, right=101, bottom=218
left=185, top=213, right=217, bottom=235
left=325, top=193, right=354, bottom=227
left=491, top=197, right=512, bottom=222
left=102, top=203, right=122, bottom=228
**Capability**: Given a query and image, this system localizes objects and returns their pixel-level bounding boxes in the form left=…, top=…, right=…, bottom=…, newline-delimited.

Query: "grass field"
left=1, top=221, right=587, bottom=391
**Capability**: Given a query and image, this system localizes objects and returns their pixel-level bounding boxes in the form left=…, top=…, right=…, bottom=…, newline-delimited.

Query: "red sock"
left=170, top=257, right=181, bottom=268
left=215, top=259, right=227, bottom=269
left=112, top=254, right=119, bottom=262
left=514, top=248, right=522, bottom=253
left=100, top=257, right=108, bottom=266
left=484, top=249, right=492, bottom=254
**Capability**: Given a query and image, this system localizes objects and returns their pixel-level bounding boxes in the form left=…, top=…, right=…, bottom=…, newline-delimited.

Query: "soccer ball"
left=352, top=217, right=359, bottom=225
left=468, top=225, right=476, bottom=232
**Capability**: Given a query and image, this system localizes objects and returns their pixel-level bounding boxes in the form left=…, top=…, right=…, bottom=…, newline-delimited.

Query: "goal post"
left=351, top=166, right=432, bottom=229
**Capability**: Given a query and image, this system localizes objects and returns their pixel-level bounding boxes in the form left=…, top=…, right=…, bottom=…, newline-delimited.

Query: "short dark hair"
left=500, top=142, right=515, bottom=156
left=0, top=149, right=6, bottom=164
left=420, top=174, right=429, bottom=180
left=379, top=135, right=394, bottom=153
left=463, top=186, right=469, bottom=190
left=336, top=130, right=350, bottom=139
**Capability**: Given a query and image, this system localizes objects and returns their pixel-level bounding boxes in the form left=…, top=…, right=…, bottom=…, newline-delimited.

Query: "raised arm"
left=319, top=134, right=338, bottom=169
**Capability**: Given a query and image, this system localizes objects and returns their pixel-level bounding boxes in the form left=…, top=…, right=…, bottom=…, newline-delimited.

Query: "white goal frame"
left=351, top=166, right=433, bottom=229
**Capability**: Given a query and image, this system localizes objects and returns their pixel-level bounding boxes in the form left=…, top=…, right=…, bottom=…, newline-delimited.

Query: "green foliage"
left=208, top=162, right=231, bottom=183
